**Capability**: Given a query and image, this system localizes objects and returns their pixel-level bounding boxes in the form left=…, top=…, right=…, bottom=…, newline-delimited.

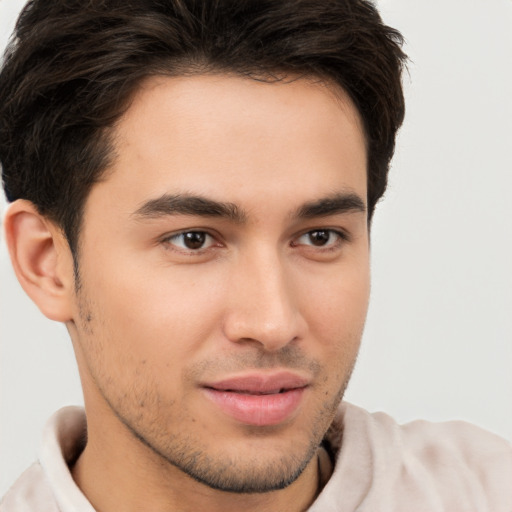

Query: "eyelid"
left=158, top=226, right=350, bottom=255
left=291, top=228, right=350, bottom=247
left=160, top=229, right=222, bottom=253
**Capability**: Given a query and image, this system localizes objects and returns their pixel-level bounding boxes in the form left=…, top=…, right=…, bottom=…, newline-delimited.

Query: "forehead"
left=87, top=74, right=367, bottom=219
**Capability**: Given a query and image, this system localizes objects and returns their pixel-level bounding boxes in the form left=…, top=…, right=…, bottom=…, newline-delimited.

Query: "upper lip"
left=202, top=371, right=310, bottom=394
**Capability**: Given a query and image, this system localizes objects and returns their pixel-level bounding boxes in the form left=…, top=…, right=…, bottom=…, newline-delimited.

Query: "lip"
left=201, top=371, right=309, bottom=426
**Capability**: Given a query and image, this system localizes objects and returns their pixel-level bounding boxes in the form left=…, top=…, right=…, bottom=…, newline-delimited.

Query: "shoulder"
left=398, top=413, right=512, bottom=484
left=313, top=402, right=512, bottom=512
left=1, top=406, right=93, bottom=512
left=343, top=402, right=512, bottom=473
left=0, top=463, right=59, bottom=512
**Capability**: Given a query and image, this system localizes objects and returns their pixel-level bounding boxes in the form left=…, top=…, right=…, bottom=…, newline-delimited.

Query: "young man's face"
left=69, top=74, right=370, bottom=492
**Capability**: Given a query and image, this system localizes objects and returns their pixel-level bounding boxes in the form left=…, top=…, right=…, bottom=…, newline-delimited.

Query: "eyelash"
left=291, top=229, right=349, bottom=251
left=161, top=228, right=349, bottom=255
left=161, top=230, right=219, bottom=253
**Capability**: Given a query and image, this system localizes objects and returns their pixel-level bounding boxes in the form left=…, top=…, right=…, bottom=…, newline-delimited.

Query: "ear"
left=4, top=199, right=75, bottom=322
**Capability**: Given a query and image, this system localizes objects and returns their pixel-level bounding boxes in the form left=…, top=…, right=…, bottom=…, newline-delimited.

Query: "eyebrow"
left=132, top=191, right=366, bottom=223
left=294, top=192, right=366, bottom=219
left=133, top=193, right=247, bottom=223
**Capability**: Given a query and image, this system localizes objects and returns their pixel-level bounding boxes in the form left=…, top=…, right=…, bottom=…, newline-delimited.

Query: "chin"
left=174, top=443, right=319, bottom=494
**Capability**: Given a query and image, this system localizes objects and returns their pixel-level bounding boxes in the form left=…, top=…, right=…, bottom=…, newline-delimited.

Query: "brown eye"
left=294, top=229, right=345, bottom=249
left=182, top=231, right=206, bottom=249
left=307, top=230, right=331, bottom=246
left=165, top=231, right=214, bottom=251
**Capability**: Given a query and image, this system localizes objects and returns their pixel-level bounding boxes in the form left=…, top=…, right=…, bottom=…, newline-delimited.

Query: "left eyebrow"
left=294, top=192, right=366, bottom=219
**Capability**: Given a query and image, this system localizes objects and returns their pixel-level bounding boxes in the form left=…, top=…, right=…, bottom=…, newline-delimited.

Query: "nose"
left=222, top=250, right=307, bottom=352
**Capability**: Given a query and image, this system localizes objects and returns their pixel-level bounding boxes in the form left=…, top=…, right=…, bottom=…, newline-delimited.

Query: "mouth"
left=201, top=372, right=309, bottom=426
left=211, top=388, right=291, bottom=395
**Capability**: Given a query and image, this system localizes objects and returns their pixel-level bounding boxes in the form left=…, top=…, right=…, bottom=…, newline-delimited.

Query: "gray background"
left=1, top=0, right=511, bottom=495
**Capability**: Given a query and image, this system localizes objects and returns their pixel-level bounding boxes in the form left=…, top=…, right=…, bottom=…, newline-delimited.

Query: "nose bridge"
left=223, top=245, right=303, bottom=350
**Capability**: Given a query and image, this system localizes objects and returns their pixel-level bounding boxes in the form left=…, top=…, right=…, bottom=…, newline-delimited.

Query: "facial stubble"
left=73, top=289, right=359, bottom=495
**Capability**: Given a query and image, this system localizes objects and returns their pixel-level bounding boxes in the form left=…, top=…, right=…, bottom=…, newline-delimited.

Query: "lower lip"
left=203, top=387, right=306, bottom=426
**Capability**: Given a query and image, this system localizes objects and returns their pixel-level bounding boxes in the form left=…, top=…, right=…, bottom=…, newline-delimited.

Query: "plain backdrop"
left=1, top=0, right=511, bottom=496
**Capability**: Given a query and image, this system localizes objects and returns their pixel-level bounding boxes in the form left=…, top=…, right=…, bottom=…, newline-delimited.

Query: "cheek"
left=301, top=262, right=370, bottom=336
left=79, top=258, right=227, bottom=373
left=296, top=260, right=370, bottom=386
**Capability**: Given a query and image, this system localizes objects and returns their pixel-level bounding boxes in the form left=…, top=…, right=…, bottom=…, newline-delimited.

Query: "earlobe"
left=4, top=199, right=75, bottom=322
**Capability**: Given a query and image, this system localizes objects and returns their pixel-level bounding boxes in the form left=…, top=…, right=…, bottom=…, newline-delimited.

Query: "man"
left=0, top=1, right=511, bottom=511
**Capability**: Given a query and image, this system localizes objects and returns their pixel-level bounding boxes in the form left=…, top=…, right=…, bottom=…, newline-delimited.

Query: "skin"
left=6, top=74, right=370, bottom=512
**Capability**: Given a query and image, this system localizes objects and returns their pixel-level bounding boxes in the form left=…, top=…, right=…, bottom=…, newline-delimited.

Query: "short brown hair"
left=0, top=0, right=406, bottom=255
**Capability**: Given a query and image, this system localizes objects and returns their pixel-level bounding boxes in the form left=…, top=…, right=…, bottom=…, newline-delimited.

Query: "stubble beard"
left=74, top=289, right=359, bottom=495
left=101, top=365, right=353, bottom=495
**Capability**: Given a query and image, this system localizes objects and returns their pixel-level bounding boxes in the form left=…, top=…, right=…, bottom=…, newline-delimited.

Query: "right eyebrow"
left=132, top=193, right=247, bottom=224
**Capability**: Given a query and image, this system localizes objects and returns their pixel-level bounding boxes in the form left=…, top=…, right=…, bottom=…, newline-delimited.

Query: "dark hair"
left=0, top=0, right=406, bottom=255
